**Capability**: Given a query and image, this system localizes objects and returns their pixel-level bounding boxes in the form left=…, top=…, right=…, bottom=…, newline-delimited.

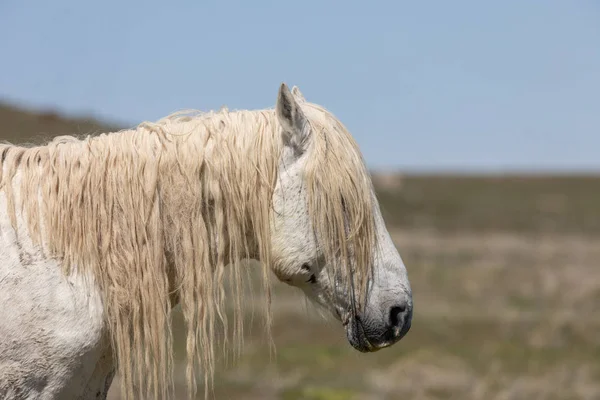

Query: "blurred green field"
left=2, top=103, right=599, bottom=399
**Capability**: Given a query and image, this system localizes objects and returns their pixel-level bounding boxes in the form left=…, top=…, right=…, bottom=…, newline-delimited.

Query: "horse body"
left=0, top=171, right=115, bottom=399
left=0, top=84, right=412, bottom=399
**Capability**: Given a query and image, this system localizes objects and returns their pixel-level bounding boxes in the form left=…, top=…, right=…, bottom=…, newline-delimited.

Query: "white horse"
left=0, top=84, right=412, bottom=399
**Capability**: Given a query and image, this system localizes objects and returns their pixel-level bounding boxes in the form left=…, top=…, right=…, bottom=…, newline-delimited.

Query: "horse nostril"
left=389, top=304, right=406, bottom=329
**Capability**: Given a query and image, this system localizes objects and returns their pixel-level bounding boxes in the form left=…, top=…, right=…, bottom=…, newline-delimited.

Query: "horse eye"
left=301, top=264, right=316, bottom=283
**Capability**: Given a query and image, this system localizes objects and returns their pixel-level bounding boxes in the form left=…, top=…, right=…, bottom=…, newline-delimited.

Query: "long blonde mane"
left=0, top=102, right=375, bottom=399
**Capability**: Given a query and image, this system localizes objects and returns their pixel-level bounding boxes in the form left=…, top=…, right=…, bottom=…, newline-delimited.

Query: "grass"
left=106, top=229, right=600, bottom=399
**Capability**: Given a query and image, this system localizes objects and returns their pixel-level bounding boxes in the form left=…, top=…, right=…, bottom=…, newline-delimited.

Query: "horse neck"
left=151, top=109, right=281, bottom=268
left=0, top=108, right=279, bottom=293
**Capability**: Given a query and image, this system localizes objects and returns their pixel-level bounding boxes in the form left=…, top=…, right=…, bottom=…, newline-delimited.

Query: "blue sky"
left=0, top=1, right=598, bottom=172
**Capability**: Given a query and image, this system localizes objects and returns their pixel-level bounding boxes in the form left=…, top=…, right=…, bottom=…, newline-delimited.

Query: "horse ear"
left=276, top=83, right=311, bottom=154
left=291, top=86, right=306, bottom=102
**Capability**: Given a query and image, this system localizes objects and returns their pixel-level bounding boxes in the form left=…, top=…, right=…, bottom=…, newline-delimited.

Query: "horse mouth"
left=344, top=315, right=379, bottom=353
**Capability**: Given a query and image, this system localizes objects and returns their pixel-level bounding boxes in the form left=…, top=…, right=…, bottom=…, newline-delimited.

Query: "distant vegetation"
left=0, top=102, right=122, bottom=145
left=376, top=174, right=600, bottom=236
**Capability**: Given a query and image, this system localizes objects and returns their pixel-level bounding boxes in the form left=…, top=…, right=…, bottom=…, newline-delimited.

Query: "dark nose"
left=388, top=302, right=412, bottom=338
left=389, top=304, right=406, bottom=328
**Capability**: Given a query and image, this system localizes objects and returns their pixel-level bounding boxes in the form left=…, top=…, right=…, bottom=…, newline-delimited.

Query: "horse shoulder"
left=0, top=186, right=114, bottom=399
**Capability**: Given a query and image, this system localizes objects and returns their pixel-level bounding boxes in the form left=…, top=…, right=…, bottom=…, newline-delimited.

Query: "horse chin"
left=344, top=316, right=380, bottom=353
